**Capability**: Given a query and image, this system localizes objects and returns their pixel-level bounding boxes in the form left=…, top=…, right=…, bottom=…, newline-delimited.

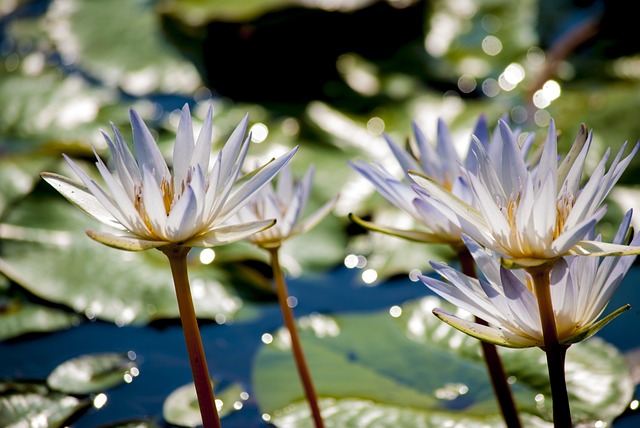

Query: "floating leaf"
left=0, top=67, right=124, bottom=149
left=0, top=194, right=258, bottom=325
left=158, top=0, right=377, bottom=26
left=0, top=299, right=80, bottom=341
left=0, top=155, right=52, bottom=216
left=45, top=0, right=202, bottom=95
left=0, top=382, right=90, bottom=428
left=163, top=381, right=247, bottom=427
left=47, top=352, right=137, bottom=395
left=253, top=296, right=633, bottom=427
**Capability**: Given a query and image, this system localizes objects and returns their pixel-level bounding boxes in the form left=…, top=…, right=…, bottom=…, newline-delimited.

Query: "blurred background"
left=2, top=0, right=640, bottom=427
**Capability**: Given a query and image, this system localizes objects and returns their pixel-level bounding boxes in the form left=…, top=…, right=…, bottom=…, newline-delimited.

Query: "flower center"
left=554, top=193, right=575, bottom=239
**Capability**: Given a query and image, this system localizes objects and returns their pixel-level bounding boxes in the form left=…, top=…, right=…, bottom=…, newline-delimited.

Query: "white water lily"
left=41, top=104, right=297, bottom=251
left=411, top=119, right=640, bottom=267
left=235, top=163, right=338, bottom=249
left=349, top=116, right=534, bottom=247
left=421, top=210, right=639, bottom=348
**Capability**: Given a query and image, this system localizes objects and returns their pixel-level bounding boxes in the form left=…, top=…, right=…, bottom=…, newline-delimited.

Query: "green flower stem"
left=527, top=264, right=572, bottom=428
left=268, top=247, right=325, bottom=428
left=457, top=248, right=522, bottom=428
left=162, top=246, right=222, bottom=428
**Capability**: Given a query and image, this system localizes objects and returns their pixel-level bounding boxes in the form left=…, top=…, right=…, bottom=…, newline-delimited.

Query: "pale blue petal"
left=383, top=133, right=420, bottom=178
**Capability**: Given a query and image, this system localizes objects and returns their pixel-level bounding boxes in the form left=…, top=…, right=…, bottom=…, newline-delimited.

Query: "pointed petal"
left=186, top=219, right=276, bottom=247
left=218, top=147, right=298, bottom=221
left=568, top=240, right=640, bottom=257
left=193, top=106, right=214, bottom=173
left=219, top=114, right=249, bottom=180
left=41, top=172, right=125, bottom=230
left=129, top=109, right=170, bottom=182
left=86, top=229, right=166, bottom=251
left=557, top=124, right=589, bottom=193
left=497, top=119, right=528, bottom=195
left=172, top=104, right=196, bottom=190
left=432, top=308, right=539, bottom=348
left=383, top=133, right=419, bottom=177
left=348, top=212, right=444, bottom=243
left=166, top=186, right=199, bottom=241
left=563, top=305, right=630, bottom=345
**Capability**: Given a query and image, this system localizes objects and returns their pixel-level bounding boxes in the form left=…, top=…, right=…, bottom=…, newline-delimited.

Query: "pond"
left=3, top=263, right=640, bottom=427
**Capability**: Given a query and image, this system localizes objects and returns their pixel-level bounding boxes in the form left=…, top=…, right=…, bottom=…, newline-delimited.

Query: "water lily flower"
left=349, top=116, right=534, bottom=247
left=410, top=119, right=640, bottom=267
left=420, top=210, right=639, bottom=348
left=235, top=163, right=338, bottom=249
left=41, top=104, right=297, bottom=251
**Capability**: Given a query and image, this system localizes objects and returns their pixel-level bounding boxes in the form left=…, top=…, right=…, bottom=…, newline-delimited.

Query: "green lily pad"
left=0, top=67, right=125, bottom=150
left=0, top=155, right=53, bottom=217
left=0, top=382, right=90, bottom=428
left=0, top=193, right=258, bottom=325
left=46, top=352, right=137, bottom=395
left=44, top=0, right=202, bottom=95
left=253, top=296, right=633, bottom=426
left=162, top=381, right=248, bottom=427
left=158, top=0, right=377, bottom=26
left=0, top=298, right=80, bottom=341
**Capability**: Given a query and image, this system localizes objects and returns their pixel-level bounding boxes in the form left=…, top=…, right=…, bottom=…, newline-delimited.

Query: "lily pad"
left=158, top=0, right=377, bottom=26
left=0, top=155, right=53, bottom=217
left=0, top=67, right=124, bottom=149
left=44, top=0, right=202, bottom=95
left=46, top=352, right=137, bottom=395
left=253, top=296, right=633, bottom=426
left=0, top=194, right=258, bottom=325
left=0, top=382, right=90, bottom=428
left=163, top=381, right=248, bottom=427
left=0, top=299, right=80, bottom=341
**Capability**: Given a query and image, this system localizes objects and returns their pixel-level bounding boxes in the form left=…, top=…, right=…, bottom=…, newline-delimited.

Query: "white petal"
left=86, top=229, right=166, bottom=251
left=432, top=308, right=539, bottom=348
left=551, top=215, right=600, bottom=256
left=41, top=172, right=125, bottom=230
left=568, top=239, right=640, bottom=257
left=166, top=186, right=199, bottom=241
left=193, top=106, right=214, bottom=173
left=185, top=219, right=275, bottom=247
left=140, top=167, right=168, bottom=236
left=129, top=109, right=170, bottom=182
left=172, top=104, right=196, bottom=191
left=218, top=147, right=298, bottom=222
left=218, top=114, right=249, bottom=180
left=497, top=120, right=528, bottom=196
left=62, top=155, right=137, bottom=231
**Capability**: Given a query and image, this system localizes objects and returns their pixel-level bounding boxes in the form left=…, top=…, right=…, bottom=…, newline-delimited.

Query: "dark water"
left=3, top=265, right=640, bottom=427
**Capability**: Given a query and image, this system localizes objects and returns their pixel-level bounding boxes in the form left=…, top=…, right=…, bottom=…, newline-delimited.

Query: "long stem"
left=161, top=246, right=221, bottom=428
left=268, top=247, right=325, bottom=428
left=457, top=248, right=522, bottom=428
left=527, top=264, right=572, bottom=428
